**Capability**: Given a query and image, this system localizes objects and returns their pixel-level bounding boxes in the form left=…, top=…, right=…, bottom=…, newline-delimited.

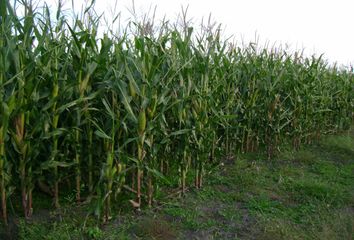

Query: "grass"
left=1, top=130, right=352, bottom=239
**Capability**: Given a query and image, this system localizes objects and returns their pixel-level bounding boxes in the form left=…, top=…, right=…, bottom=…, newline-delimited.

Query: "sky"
left=40, top=0, right=354, bottom=66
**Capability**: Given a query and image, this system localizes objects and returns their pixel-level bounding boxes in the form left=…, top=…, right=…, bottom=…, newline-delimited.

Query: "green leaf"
left=115, top=78, right=137, bottom=123
left=169, top=129, right=190, bottom=136
left=145, top=166, right=170, bottom=184
left=41, top=161, right=74, bottom=170
left=94, top=129, right=111, bottom=140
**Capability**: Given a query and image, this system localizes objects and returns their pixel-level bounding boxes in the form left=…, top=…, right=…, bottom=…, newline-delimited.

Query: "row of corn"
left=0, top=1, right=353, bottom=224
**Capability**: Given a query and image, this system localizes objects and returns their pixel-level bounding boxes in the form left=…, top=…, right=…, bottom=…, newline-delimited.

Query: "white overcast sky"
left=40, top=0, right=354, bottom=66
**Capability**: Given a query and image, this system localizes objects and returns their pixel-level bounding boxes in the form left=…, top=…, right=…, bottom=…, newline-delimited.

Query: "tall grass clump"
left=0, top=0, right=353, bottom=224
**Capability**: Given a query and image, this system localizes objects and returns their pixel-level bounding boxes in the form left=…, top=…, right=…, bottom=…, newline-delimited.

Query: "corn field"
left=0, top=1, right=353, bottom=224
